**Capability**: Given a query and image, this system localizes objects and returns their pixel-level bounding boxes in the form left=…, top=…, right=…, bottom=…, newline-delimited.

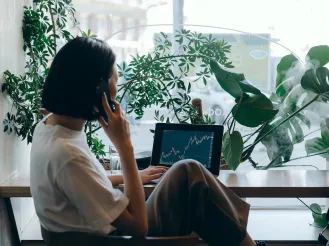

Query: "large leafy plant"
left=112, top=29, right=329, bottom=171
left=211, top=45, right=329, bottom=227
left=202, top=45, right=329, bottom=171
left=1, top=0, right=106, bottom=159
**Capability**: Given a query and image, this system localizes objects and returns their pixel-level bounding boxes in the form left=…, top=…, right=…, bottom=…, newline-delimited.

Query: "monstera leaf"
left=305, top=118, right=329, bottom=158
left=305, top=138, right=329, bottom=159
left=231, top=94, right=279, bottom=127
left=307, top=45, right=329, bottom=67
left=222, top=130, right=243, bottom=170
left=276, top=45, right=329, bottom=99
left=276, top=54, right=300, bottom=97
left=257, top=105, right=312, bottom=169
left=301, top=67, right=329, bottom=101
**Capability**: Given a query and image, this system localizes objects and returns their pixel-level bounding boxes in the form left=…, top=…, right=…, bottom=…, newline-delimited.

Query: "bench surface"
left=1, top=170, right=329, bottom=198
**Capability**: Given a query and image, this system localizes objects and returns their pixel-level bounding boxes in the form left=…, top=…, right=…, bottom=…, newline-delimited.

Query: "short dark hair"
left=42, top=37, right=116, bottom=120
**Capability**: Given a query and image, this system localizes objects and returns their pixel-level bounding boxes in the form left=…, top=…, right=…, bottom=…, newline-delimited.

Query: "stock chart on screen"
left=160, top=130, right=214, bottom=168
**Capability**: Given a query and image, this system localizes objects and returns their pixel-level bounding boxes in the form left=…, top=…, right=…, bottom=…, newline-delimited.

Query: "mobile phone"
left=96, top=78, right=116, bottom=122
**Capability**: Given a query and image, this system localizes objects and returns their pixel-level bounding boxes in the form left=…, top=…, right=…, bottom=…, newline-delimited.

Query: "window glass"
left=72, top=0, right=329, bottom=208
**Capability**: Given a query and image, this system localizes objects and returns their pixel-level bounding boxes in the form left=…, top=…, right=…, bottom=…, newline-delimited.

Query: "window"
left=77, top=13, right=89, bottom=33
left=125, top=18, right=136, bottom=41
left=111, top=16, right=123, bottom=40
left=96, top=15, right=107, bottom=39
left=73, top=0, right=329, bottom=209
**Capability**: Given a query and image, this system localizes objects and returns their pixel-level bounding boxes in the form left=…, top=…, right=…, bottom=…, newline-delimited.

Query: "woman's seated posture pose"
left=30, top=37, right=266, bottom=246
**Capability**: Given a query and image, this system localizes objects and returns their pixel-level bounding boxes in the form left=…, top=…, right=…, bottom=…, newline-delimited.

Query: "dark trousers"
left=145, top=160, right=250, bottom=246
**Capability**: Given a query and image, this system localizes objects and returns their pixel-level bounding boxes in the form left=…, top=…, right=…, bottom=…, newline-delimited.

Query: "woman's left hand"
left=139, top=165, right=168, bottom=184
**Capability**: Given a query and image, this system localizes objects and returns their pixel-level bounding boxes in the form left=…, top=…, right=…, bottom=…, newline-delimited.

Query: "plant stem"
left=49, top=1, right=57, bottom=54
left=296, top=197, right=322, bottom=215
left=282, top=150, right=328, bottom=164
left=84, top=122, right=88, bottom=133
left=257, top=150, right=328, bottom=170
left=159, top=81, right=182, bottom=123
left=284, top=165, right=319, bottom=170
left=90, top=126, right=101, bottom=135
left=242, top=125, right=263, bottom=143
left=88, top=122, right=92, bottom=139
left=226, top=116, right=233, bottom=130
left=222, top=108, right=232, bottom=125
left=28, top=45, right=36, bottom=64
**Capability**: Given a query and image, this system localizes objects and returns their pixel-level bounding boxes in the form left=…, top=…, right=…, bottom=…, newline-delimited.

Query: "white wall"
left=0, top=0, right=35, bottom=241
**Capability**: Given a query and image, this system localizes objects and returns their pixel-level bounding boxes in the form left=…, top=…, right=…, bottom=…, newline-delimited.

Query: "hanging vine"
left=1, top=0, right=106, bottom=158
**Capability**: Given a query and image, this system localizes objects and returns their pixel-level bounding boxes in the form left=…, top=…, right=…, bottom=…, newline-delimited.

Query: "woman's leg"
left=146, top=159, right=254, bottom=246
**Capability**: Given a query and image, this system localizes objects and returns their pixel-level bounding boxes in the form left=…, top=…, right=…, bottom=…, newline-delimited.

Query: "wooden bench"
left=1, top=170, right=329, bottom=245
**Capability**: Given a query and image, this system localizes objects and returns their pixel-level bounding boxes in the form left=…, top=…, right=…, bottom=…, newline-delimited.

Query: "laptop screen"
left=159, top=130, right=214, bottom=168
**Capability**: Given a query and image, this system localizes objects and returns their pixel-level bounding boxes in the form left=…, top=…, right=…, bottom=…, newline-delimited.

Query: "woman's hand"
left=98, top=93, right=132, bottom=153
left=139, top=165, right=169, bottom=184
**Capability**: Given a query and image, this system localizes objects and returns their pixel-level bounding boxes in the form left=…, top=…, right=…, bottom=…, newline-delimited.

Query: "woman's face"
left=109, top=64, right=118, bottom=101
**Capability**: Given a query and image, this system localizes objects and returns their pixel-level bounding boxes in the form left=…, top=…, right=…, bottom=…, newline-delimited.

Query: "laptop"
left=150, top=123, right=224, bottom=183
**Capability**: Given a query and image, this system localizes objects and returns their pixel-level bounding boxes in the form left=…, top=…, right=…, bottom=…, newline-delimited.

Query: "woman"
left=30, top=37, right=266, bottom=246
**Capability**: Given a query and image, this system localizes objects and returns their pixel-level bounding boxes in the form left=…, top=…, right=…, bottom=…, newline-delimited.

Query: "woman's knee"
left=168, top=159, right=205, bottom=178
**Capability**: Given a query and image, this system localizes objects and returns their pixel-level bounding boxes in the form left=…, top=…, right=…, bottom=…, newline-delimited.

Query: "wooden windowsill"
left=2, top=170, right=329, bottom=198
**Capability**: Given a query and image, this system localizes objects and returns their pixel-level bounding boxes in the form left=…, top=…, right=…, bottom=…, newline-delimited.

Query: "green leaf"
left=238, top=80, right=262, bottom=95
left=310, top=203, right=322, bottom=215
left=209, top=60, right=242, bottom=98
left=222, top=130, right=243, bottom=171
left=4, top=125, right=8, bottom=132
left=307, top=45, right=329, bottom=67
left=276, top=77, right=296, bottom=98
left=301, top=67, right=329, bottom=99
left=309, top=203, right=327, bottom=228
left=321, top=118, right=329, bottom=146
left=283, top=84, right=307, bottom=107
left=1, top=83, right=8, bottom=93
left=232, top=94, right=278, bottom=127
left=276, top=54, right=299, bottom=97
left=305, top=137, right=329, bottom=158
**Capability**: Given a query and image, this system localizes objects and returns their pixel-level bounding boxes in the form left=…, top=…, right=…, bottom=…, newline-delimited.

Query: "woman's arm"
left=108, top=166, right=168, bottom=186
left=108, top=175, right=123, bottom=186
left=99, top=97, right=147, bottom=236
